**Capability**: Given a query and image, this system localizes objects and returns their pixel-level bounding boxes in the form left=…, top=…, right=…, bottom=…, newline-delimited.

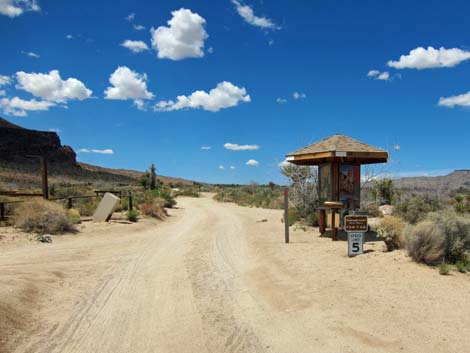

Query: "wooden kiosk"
left=286, top=134, right=388, bottom=240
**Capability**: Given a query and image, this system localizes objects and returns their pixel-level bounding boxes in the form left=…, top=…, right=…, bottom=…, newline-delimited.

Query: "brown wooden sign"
left=344, top=215, right=368, bottom=232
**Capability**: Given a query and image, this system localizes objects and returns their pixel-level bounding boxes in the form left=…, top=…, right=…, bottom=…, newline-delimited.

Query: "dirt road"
left=2, top=195, right=470, bottom=353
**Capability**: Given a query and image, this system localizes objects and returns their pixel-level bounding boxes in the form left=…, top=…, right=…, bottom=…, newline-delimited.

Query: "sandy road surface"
left=2, top=195, right=470, bottom=353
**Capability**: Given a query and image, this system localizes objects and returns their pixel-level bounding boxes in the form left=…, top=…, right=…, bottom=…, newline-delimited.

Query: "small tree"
left=140, top=171, right=151, bottom=190
left=372, top=178, right=395, bottom=205
left=150, top=164, right=157, bottom=190
left=281, top=163, right=319, bottom=219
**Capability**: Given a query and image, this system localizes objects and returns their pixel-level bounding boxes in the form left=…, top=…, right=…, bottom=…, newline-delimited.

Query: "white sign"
left=335, top=151, right=347, bottom=157
left=348, top=232, right=364, bottom=257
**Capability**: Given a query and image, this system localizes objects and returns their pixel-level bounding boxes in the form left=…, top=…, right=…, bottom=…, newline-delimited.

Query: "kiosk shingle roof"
left=286, top=134, right=388, bottom=165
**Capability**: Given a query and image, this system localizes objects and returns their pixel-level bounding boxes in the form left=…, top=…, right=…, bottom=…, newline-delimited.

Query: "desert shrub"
left=67, top=209, right=81, bottom=224
left=366, top=204, right=383, bottom=218
left=371, top=178, right=396, bottom=205
left=377, top=216, right=405, bottom=251
left=406, top=211, right=470, bottom=265
left=288, top=209, right=298, bottom=226
left=427, top=211, right=470, bottom=263
left=139, top=198, right=168, bottom=220
left=137, top=189, right=176, bottom=209
left=439, top=262, right=452, bottom=275
left=14, top=199, right=72, bottom=234
left=394, top=194, right=441, bottom=224
left=456, top=260, right=467, bottom=273
left=305, top=212, right=319, bottom=227
left=453, top=193, right=470, bottom=215
left=76, top=198, right=100, bottom=217
left=179, top=188, right=200, bottom=197
left=214, top=183, right=284, bottom=209
left=126, top=209, right=138, bottom=222
left=406, top=221, right=445, bottom=265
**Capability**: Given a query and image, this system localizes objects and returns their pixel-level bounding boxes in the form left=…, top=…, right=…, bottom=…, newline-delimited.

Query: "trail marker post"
left=345, top=215, right=367, bottom=257
left=284, top=188, right=289, bottom=244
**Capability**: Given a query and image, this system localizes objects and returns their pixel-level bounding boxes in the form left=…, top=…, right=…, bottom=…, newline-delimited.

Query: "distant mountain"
left=394, top=170, right=470, bottom=195
left=0, top=117, right=196, bottom=190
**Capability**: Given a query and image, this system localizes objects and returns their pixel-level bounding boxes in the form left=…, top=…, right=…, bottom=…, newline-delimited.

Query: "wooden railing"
left=0, top=191, right=133, bottom=222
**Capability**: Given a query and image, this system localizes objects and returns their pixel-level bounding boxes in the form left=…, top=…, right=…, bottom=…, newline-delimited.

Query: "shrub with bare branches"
left=14, top=199, right=72, bottom=234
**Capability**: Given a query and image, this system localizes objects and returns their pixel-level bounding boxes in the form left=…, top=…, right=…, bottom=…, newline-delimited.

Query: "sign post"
left=344, top=215, right=368, bottom=257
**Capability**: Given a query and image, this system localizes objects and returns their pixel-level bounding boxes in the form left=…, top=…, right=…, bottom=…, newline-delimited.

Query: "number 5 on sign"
left=348, top=232, right=363, bottom=257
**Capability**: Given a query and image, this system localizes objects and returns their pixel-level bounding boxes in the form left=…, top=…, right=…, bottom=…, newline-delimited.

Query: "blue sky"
left=1, top=0, right=469, bottom=184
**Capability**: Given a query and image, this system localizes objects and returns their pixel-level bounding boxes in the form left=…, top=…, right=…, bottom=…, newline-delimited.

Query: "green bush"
left=214, top=184, right=284, bottom=209
left=305, top=212, right=319, bottom=227
left=456, top=260, right=467, bottom=273
left=126, top=210, right=138, bottom=222
left=394, top=194, right=441, bottom=224
left=286, top=209, right=298, bottom=226
left=377, top=216, right=405, bottom=252
left=137, top=189, right=176, bottom=209
left=14, top=199, right=72, bottom=234
left=439, top=262, right=452, bottom=275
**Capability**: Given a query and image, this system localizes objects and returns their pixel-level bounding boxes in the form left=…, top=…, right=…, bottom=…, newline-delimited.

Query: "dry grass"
left=138, top=198, right=168, bottom=220
left=406, top=221, right=446, bottom=265
left=13, top=198, right=72, bottom=234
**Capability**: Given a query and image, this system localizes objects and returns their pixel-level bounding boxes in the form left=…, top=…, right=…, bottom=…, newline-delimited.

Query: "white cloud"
left=133, top=24, right=145, bottom=31
left=246, top=159, right=259, bottom=166
left=104, top=66, right=154, bottom=106
left=224, top=142, right=260, bottom=151
left=367, top=70, right=390, bottom=81
left=218, top=165, right=225, bottom=170
left=66, top=34, right=74, bottom=39
left=0, top=90, right=5, bottom=96
left=207, top=47, right=214, bottom=54
left=0, top=0, right=40, bottom=18
left=121, top=40, right=149, bottom=53
left=387, top=46, right=470, bottom=69
left=276, top=97, right=287, bottom=104
left=393, top=144, right=401, bottom=151
left=201, top=146, right=211, bottom=150
left=0, top=74, right=11, bottom=86
left=125, top=12, right=135, bottom=21
left=293, top=91, right=306, bottom=99
left=230, top=166, right=236, bottom=170
left=438, top=91, right=470, bottom=108
left=268, top=39, right=274, bottom=46
left=78, top=148, right=114, bottom=155
left=150, top=8, right=208, bottom=61
left=155, top=81, right=250, bottom=112
left=231, top=0, right=278, bottom=30
left=367, top=70, right=380, bottom=77
left=0, top=96, right=55, bottom=117
left=48, top=128, right=61, bottom=133
left=21, top=50, right=39, bottom=58
left=15, top=70, right=92, bottom=103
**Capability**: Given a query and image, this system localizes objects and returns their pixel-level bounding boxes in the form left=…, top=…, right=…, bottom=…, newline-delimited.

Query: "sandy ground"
left=1, top=194, right=470, bottom=353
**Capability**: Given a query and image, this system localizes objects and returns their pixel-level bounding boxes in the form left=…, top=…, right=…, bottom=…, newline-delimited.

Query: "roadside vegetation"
left=367, top=178, right=470, bottom=274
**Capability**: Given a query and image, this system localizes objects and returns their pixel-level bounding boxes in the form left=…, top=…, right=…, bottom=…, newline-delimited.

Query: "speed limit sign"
left=348, top=232, right=364, bottom=257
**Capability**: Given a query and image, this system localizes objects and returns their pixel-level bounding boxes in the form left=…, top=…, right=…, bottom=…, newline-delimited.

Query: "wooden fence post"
left=0, top=203, right=5, bottom=222
left=67, top=197, right=73, bottom=209
left=128, top=192, right=133, bottom=211
left=40, top=155, right=49, bottom=199
left=284, top=188, right=289, bottom=244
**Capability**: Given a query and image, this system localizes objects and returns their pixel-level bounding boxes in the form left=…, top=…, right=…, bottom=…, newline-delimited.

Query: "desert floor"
left=1, top=194, right=470, bottom=353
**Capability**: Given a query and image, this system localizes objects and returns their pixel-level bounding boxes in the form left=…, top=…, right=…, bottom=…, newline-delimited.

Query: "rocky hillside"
left=0, top=118, right=196, bottom=190
left=0, top=118, right=76, bottom=163
left=394, top=170, right=470, bottom=195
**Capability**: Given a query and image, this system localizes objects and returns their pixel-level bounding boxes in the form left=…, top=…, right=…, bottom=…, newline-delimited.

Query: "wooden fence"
left=0, top=191, right=133, bottom=222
